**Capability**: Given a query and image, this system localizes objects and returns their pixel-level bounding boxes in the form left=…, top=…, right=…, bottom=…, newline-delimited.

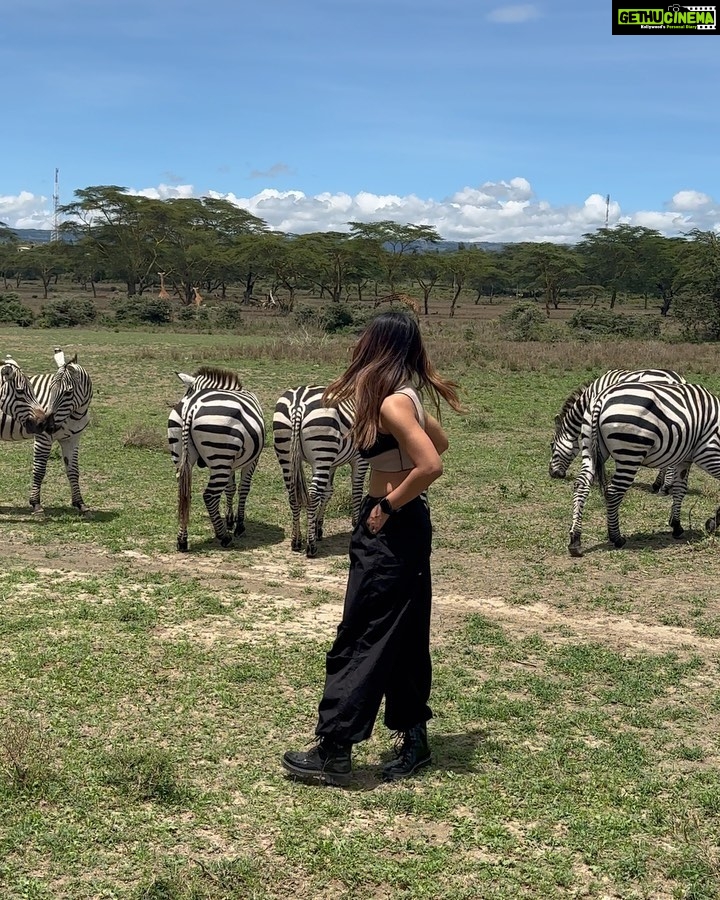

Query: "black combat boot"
left=282, top=737, right=353, bottom=786
left=382, top=722, right=432, bottom=781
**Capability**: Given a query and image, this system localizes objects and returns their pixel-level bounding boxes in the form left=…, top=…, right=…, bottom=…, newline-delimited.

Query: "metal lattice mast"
left=51, top=168, right=60, bottom=241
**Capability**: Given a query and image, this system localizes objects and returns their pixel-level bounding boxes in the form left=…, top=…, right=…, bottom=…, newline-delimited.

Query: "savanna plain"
left=2, top=317, right=720, bottom=900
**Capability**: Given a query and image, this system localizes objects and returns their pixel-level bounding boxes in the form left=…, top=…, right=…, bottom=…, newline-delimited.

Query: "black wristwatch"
left=379, top=497, right=395, bottom=516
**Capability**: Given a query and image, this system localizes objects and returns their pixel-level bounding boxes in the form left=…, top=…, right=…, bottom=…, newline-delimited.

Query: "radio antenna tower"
left=51, top=168, right=60, bottom=241
left=604, top=193, right=610, bottom=228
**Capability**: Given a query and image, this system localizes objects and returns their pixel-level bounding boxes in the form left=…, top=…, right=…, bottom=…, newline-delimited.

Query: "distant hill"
left=12, top=228, right=55, bottom=243
left=10, top=229, right=507, bottom=252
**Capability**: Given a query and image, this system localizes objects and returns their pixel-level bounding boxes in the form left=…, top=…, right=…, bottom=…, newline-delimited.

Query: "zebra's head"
left=549, top=384, right=588, bottom=479
left=44, top=352, right=82, bottom=430
left=549, top=417, right=579, bottom=479
left=0, top=357, right=52, bottom=434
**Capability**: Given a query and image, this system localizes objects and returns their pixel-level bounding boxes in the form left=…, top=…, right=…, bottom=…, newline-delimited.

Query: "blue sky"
left=1, top=0, right=718, bottom=242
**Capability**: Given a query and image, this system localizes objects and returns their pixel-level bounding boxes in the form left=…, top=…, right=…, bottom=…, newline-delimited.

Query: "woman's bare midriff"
left=368, top=468, right=413, bottom=497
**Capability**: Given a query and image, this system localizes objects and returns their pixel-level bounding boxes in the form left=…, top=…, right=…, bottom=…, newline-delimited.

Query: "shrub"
left=499, top=302, right=548, bottom=341
left=0, top=292, right=34, bottom=327
left=212, top=302, right=244, bottom=329
left=115, top=297, right=173, bottom=325
left=39, top=296, right=97, bottom=328
left=567, top=309, right=662, bottom=340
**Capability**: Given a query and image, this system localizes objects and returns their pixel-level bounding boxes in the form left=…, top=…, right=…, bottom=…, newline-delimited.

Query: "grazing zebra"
left=0, top=356, right=51, bottom=435
left=550, top=368, right=685, bottom=491
left=168, top=366, right=265, bottom=552
left=0, top=349, right=93, bottom=515
left=273, top=385, right=369, bottom=558
left=568, top=380, right=720, bottom=557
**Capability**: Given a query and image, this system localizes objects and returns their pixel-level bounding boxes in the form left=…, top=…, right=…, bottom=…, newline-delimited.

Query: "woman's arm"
left=424, top=413, right=449, bottom=455
left=371, top=394, right=444, bottom=514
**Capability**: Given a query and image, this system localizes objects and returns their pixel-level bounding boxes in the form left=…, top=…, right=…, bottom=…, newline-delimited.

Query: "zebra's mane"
left=192, top=366, right=243, bottom=390
left=554, top=381, right=592, bottom=435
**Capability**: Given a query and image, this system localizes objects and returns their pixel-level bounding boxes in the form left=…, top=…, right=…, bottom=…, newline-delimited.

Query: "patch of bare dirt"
left=2, top=533, right=719, bottom=666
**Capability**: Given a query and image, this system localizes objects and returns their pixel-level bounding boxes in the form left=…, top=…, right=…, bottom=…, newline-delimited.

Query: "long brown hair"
left=323, top=311, right=462, bottom=450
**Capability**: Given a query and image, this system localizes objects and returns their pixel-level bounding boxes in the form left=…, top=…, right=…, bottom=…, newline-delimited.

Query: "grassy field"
left=1, top=321, right=720, bottom=899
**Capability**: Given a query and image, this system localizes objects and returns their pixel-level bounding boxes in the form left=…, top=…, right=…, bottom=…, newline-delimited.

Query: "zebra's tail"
left=289, top=401, right=309, bottom=510
left=589, top=397, right=607, bottom=499
left=177, top=415, right=193, bottom=535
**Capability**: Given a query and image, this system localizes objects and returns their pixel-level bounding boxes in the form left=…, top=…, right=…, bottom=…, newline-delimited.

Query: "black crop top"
left=357, top=386, right=425, bottom=472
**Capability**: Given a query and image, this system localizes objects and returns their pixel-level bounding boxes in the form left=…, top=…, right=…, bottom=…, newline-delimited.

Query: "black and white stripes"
left=272, top=385, right=368, bottom=558
left=568, top=380, right=720, bottom=556
left=0, top=349, right=93, bottom=515
left=550, top=368, right=685, bottom=485
left=169, top=366, right=265, bottom=552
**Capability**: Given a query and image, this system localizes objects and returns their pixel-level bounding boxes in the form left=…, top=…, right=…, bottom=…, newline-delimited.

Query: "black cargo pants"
left=315, top=494, right=433, bottom=745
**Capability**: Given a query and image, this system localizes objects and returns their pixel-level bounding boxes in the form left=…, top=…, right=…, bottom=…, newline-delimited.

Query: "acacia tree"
left=405, top=251, right=446, bottom=315
left=577, top=225, right=656, bottom=308
left=348, top=221, right=441, bottom=293
left=674, top=230, right=720, bottom=338
left=291, top=232, right=360, bottom=302
left=19, top=242, right=70, bottom=299
left=59, top=186, right=166, bottom=297
left=510, top=243, right=584, bottom=315
left=0, top=224, right=19, bottom=290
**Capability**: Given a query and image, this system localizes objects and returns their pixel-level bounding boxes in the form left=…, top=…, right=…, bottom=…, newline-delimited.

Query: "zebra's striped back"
left=567, top=380, right=720, bottom=556
left=273, top=385, right=368, bottom=557
left=170, top=370, right=265, bottom=551
left=550, top=368, right=685, bottom=478
left=590, top=381, right=720, bottom=477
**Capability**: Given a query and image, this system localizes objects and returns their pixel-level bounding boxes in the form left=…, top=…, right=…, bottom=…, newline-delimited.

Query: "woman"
left=282, top=311, right=462, bottom=785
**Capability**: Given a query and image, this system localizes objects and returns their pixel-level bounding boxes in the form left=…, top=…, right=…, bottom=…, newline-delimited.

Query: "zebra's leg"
left=203, top=468, right=234, bottom=547
left=349, top=456, right=369, bottom=526
left=568, top=469, right=593, bottom=557
left=224, top=472, right=237, bottom=530
left=234, top=458, right=260, bottom=537
left=316, top=468, right=337, bottom=542
left=604, top=465, right=639, bottom=548
left=306, top=466, right=330, bottom=559
left=650, top=467, right=666, bottom=494
left=28, top=433, right=53, bottom=515
left=690, top=454, right=720, bottom=534
left=58, top=433, right=91, bottom=517
left=668, top=464, right=690, bottom=538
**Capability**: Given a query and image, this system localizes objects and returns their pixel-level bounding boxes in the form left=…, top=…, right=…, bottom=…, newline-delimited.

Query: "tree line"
left=0, top=186, right=718, bottom=335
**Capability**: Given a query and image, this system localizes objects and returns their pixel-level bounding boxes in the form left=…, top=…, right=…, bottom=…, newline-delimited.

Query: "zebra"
left=168, top=366, right=265, bottom=552
left=273, top=385, right=369, bottom=558
left=550, top=368, right=686, bottom=492
left=0, top=349, right=93, bottom=516
left=567, top=380, right=720, bottom=557
left=0, top=356, right=51, bottom=436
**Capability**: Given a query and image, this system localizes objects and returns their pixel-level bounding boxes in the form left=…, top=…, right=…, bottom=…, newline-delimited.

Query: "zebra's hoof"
left=234, top=523, right=246, bottom=537
left=31, top=508, right=45, bottom=518
left=568, top=545, right=583, bottom=558
left=220, top=534, right=233, bottom=548
left=306, top=545, right=318, bottom=559
left=291, top=540, right=304, bottom=552
left=706, top=518, right=717, bottom=534
left=671, top=523, right=685, bottom=538
left=177, top=540, right=188, bottom=553
left=612, top=536, right=626, bottom=549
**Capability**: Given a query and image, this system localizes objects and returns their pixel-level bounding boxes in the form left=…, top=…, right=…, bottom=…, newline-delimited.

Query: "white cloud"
left=487, top=4, right=541, bottom=24
left=670, top=190, right=712, bottom=211
left=3, top=180, right=719, bottom=244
